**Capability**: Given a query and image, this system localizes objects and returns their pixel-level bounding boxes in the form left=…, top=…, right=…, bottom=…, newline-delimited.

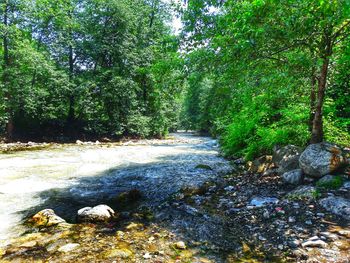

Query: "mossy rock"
left=286, top=185, right=320, bottom=200
left=316, top=175, right=343, bottom=190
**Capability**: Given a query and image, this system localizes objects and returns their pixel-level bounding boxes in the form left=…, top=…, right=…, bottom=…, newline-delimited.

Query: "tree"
left=180, top=0, right=350, bottom=159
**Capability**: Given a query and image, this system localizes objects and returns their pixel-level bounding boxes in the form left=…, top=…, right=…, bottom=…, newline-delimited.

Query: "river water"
left=0, top=133, right=232, bottom=246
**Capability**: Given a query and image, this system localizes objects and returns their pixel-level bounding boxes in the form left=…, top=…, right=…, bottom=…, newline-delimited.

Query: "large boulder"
left=282, top=169, right=303, bottom=185
left=30, top=209, right=66, bottom=228
left=273, top=145, right=302, bottom=174
left=77, top=204, right=115, bottom=223
left=319, top=197, right=350, bottom=220
left=299, top=142, right=348, bottom=178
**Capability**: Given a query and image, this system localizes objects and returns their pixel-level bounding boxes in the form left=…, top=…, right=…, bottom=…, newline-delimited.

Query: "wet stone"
left=58, top=243, right=80, bottom=253
left=77, top=205, right=115, bottom=223
left=174, top=241, right=186, bottom=250
left=103, top=248, right=133, bottom=259
left=302, top=239, right=327, bottom=248
left=31, top=209, right=66, bottom=228
left=249, top=197, right=279, bottom=207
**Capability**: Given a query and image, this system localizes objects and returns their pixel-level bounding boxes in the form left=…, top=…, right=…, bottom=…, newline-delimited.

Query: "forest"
left=1, top=1, right=350, bottom=262
left=1, top=0, right=350, bottom=158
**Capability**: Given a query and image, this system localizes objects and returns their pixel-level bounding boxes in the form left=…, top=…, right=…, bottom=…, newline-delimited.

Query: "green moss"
left=316, top=175, right=343, bottom=190
left=287, top=189, right=321, bottom=201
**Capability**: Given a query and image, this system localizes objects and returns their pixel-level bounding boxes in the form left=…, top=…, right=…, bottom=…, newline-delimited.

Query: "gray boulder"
left=273, top=145, right=302, bottom=174
left=282, top=169, right=303, bottom=185
left=319, top=197, right=350, bottom=220
left=77, top=204, right=115, bottom=223
left=299, top=142, right=348, bottom=178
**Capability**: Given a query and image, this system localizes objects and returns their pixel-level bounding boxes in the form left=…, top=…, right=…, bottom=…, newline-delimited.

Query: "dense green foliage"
left=181, top=0, right=350, bottom=159
left=1, top=0, right=349, bottom=158
left=0, top=0, right=183, bottom=140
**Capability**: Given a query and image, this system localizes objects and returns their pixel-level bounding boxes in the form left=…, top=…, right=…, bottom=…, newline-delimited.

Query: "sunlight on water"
left=0, top=133, right=231, bottom=245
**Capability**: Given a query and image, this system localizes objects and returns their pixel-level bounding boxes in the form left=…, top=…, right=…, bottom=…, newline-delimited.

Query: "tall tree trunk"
left=67, top=43, right=75, bottom=124
left=310, top=57, right=330, bottom=143
left=149, top=0, right=157, bottom=28
left=2, top=0, right=13, bottom=141
left=309, top=67, right=317, bottom=133
left=310, top=28, right=333, bottom=144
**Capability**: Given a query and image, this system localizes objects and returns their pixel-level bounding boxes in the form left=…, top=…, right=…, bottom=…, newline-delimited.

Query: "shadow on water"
left=22, top=150, right=230, bottom=221
left=11, top=138, right=241, bottom=261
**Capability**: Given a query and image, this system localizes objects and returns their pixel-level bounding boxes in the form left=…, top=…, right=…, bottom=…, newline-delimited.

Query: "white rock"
left=174, top=241, right=186, bottom=249
left=302, top=239, right=327, bottom=248
left=76, top=140, right=84, bottom=145
left=77, top=204, right=115, bottom=223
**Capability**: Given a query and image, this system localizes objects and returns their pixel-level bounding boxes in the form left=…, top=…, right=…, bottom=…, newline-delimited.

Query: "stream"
left=0, top=133, right=232, bottom=248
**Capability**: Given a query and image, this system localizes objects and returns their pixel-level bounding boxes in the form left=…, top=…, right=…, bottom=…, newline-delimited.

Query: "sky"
left=162, top=0, right=183, bottom=35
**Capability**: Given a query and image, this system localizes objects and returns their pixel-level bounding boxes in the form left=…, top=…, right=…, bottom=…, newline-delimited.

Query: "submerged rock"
left=282, top=169, right=303, bottom=185
left=319, top=197, right=350, bottom=220
left=299, top=142, right=348, bottom=178
left=103, top=248, right=133, bottom=259
left=77, top=204, right=115, bottom=223
left=58, top=243, right=80, bottom=253
left=30, top=209, right=66, bottom=228
left=195, top=164, right=213, bottom=170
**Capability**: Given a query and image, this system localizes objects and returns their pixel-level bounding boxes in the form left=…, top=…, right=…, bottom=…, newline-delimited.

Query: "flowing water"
left=0, top=133, right=232, bottom=246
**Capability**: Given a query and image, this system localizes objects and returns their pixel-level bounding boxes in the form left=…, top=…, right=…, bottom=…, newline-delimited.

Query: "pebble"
left=58, top=243, right=80, bottom=253
left=305, top=220, right=312, bottom=225
left=316, top=213, right=325, bottom=217
left=104, top=248, right=133, bottom=259
left=175, top=241, right=186, bottom=250
left=289, top=239, right=301, bottom=248
left=258, top=236, right=267, bottom=241
left=143, top=252, right=152, bottom=259
left=224, top=186, right=235, bottom=191
left=126, top=222, right=142, bottom=230
left=250, top=197, right=279, bottom=207
left=288, top=216, right=296, bottom=223
left=293, top=203, right=300, bottom=209
left=302, top=239, right=327, bottom=248
left=263, top=210, right=270, bottom=219
left=19, top=241, right=37, bottom=248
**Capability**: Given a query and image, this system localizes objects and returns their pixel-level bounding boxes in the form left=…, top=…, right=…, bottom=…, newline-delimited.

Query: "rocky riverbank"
left=1, top=138, right=349, bottom=262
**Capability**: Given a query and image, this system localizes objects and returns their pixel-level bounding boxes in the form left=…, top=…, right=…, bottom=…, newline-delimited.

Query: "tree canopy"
left=180, top=0, right=350, bottom=159
left=1, top=0, right=349, bottom=158
left=1, top=0, right=184, bottom=140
